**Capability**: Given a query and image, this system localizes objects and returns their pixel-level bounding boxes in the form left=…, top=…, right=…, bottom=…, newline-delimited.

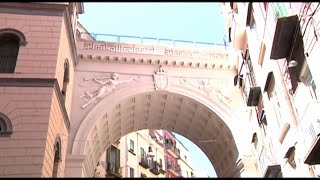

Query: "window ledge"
left=129, top=149, right=136, bottom=156
left=0, top=131, right=12, bottom=137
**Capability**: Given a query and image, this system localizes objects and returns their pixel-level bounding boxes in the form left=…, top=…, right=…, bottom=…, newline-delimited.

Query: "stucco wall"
left=0, top=86, right=53, bottom=177
left=0, top=7, right=63, bottom=79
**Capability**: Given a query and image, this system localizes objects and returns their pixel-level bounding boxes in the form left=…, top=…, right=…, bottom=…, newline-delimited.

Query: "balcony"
left=167, top=163, right=182, bottom=177
left=139, top=155, right=149, bottom=169
left=269, top=2, right=299, bottom=60
left=149, top=160, right=161, bottom=175
left=165, top=140, right=180, bottom=159
left=297, top=100, right=320, bottom=165
left=242, top=71, right=261, bottom=106
left=270, top=15, right=299, bottom=60
left=106, top=161, right=121, bottom=178
left=263, top=165, right=282, bottom=177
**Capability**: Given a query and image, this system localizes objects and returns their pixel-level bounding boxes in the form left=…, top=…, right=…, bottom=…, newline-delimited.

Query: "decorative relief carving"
left=82, top=42, right=228, bottom=60
left=179, top=79, right=231, bottom=104
left=153, top=66, right=168, bottom=90
left=79, top=73, right=140, bottom=109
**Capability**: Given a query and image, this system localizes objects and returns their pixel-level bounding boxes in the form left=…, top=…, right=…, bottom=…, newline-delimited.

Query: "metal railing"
left=165, top=142, right=180, bottom=158
left=149, top=161, right=161, bottom=175
left=78, top=32, right=228, bottom=50
left=107, top=161, right=120, bottom=174
left=167, top=163, right=182, bottom=176
left=139, top=155, right=150, bottom=169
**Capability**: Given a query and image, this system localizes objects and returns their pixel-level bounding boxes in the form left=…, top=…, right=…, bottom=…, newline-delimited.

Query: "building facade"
left=222, top=2, right=320, bottom=177
left=92, top=129, right=194, bottom=178
left=0, top=2, right=83, bottom=177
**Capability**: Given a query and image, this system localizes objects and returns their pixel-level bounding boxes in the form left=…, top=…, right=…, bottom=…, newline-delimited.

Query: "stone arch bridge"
left=65, top=36, right=256, bottom=177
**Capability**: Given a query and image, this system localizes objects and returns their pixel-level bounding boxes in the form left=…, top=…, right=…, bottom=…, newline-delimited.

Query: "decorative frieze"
left=179, top=78, right=231, bottom=103
left=79, top=73, right=140, bottom=109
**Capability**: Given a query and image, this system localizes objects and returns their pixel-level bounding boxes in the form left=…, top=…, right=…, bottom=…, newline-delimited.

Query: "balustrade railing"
left=78, top=32, right=228, bottom=50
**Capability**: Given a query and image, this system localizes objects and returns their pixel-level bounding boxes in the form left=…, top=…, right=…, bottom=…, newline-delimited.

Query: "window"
left=130, top=167, right=134, bottom=178
left=130, top=140, right=134, bottom=152
left=0, top=29, right=26, bottom=73
left=61, top=59, right=70, bottom=103
left=271, top=89, right=284, bottom=130
left=76, top=29, right=81, bottom=38
left=106, top=145, right=120, bottom=174
left=140, top=147, right=145, bottom=159
left=52, top=136, right=61, bottom=177
left=251, top=132, right=258, bottom=149
left=0, top=112, right=12, bottom=135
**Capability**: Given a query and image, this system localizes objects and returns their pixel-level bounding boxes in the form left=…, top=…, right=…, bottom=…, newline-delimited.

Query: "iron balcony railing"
left=164, top=142, right=180, bottom=158
left=297, top=100, right=320, bottom=144
left=78, top=32, right=228, bottom=50
left=167, top=163, right=182, bottom=176
left=106, top=161, right=121, bottom=175
left=139, top=155, right=149, bottom=169
left=149, top=160, right=161, bottom=175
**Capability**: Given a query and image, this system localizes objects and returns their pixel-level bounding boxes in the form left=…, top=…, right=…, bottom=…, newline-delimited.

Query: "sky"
left=79, top=2, right=226, bottom=177
left=79, top=2, right=226, bottom=44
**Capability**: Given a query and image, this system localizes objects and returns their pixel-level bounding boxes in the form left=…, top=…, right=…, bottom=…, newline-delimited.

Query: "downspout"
left=137, top=132, right=139, bottom=178
left=125, top=134, right=128, bottom=177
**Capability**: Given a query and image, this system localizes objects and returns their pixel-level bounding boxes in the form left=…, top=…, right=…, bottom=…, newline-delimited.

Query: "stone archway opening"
left=70, top=90, right=244, bottom=177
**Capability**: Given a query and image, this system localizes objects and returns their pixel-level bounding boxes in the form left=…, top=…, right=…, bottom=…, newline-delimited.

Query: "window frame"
left=0, top=113, right=13, bottom=136
left=0, top=28, right=27, bottom=74
left=130, top=167, right=134, bottom=178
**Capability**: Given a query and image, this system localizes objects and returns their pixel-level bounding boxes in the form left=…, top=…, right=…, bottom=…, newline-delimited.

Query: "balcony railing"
left=297, top=100, right=320, bottom=164
left=167, top=163, right=182, bottom=177
left=78, top=32, right=228, bottom=50
left=106, top=161, right=121, bottom=178
left=165, top=142, right=180, bottom=159
left=149, top=160, right=161, bottom=175
left=139, top=155, right=149, bottom=169
left=241, top=51, right=261, bottom=107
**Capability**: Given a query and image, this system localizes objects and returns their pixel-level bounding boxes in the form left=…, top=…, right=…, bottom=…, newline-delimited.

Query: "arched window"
left=0, top=28, right=27, bottom=73
left=61, top=59, right=70, bottom=103
left=52, top=136, right=62, bottom=177
left=0, top=112, right=13, bottom=135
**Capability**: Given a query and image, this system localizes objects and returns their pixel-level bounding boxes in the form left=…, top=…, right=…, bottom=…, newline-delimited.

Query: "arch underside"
left=81, top=91, right=240, bottom=177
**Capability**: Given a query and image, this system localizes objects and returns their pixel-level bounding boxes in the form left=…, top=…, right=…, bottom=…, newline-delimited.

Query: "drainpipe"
left=125, top=134, right=128, bottom=177
left=137, top=132, right=139, bottom=178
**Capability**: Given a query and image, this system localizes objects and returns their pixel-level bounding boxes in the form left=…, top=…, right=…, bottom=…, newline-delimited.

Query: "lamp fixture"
left=288, top=60, right=298, bottom=68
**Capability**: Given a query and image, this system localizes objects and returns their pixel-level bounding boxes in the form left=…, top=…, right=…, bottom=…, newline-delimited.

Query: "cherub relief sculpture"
left=80, top=73, right=140, bottom=109
left=180, top=78, right=231, bottom=103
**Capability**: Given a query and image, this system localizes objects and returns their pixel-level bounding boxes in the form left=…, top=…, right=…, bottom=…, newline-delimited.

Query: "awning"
left=304, top=136, right=320, bottom=165
left=270, top=15, right=299, bottom=59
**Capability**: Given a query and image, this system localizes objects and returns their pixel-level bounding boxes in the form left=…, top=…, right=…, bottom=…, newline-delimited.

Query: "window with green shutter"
left=140, top=147, right=145, bottom=159
left=130, top=140, right=134, bottom=152
left=272, top=3, right=289, bottom=18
